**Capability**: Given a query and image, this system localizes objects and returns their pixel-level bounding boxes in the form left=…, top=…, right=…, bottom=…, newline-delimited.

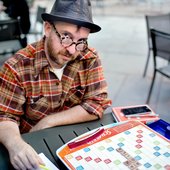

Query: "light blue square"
left=107, top=147, right=114, bottom=152
left=163, top=152, right=170, bottom=157
left=153, top=152, right=161, bottom=157
left=144, top=163, right=152, bottom=168
left=83, top=147, right=90, bottom=152
left=76, top=165, right=84, bottom=170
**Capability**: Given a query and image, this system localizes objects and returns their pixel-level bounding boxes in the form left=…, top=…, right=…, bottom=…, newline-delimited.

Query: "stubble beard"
left=46, top=37, right=74, bottom=68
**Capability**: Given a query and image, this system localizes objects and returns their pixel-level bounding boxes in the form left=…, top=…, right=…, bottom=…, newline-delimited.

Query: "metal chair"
left=28, top=6, right=46, bottom=41
left=0, top=19, right=23, bottom=56
left=143, top=13, right=170, bottom=77
left=146, top=29, right=170, bottom=103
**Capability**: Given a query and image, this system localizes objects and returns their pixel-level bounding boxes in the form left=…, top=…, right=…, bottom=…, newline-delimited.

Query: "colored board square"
left=153, top=146, right=160, bottom=151
left=136, top=139, right=143, bottom=143
left=83, top=147, right=90, bottom=152
left=117, top=142, right=124, bottom=147
left=153, top=152, right=161, bottom=157
left=105, top=138, right=112, bottom=143
left=118, top=137, right=125, bottom=142
left=154, top=163, right=162, bottom=169
left=137, top=134, right=143, bottom=138
left=84, top=156, right=92, bottom=162
left=97, top=146, right=105, bottom=151
left=94, top=158, right=102, bottom=163
left=144, top=162, right=152, bottom=168
left=124, top=131, right=131, bottom=135
left=137, top=130, right=143, bottom=133
left=65, top=154, right=73, bottom=159
left=149, top=133, right=156, bottom=137
left=104, top=159, right=112, bottom=164
left=107, top=146, right=114, bottom=152
left=134, top=155, right=142, bottom=161
left=153, top=141, right=160, bottom=145
left=75, top=156, right=83, bottom=161
left=134, top=150, right=142, bottom=154
left=76, top=165, right=84, bottom=170
left=113, top=159, right=121, bottom=165
left=163, top=152, right=170, bottom=157
left=135, top=144, right=142, bottom=149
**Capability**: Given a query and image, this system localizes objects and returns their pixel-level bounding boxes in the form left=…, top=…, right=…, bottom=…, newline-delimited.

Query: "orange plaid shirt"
left=0, top=38, right=111, bottom=133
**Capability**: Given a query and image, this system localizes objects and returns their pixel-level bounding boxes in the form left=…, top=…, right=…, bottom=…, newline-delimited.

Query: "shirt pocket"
left=66, top=86, right=86, bottom=106
left=26, top=96, right=49, bottom=121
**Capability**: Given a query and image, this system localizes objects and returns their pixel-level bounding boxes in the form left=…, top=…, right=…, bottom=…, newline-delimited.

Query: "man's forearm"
left=30, top=105, right=99, bottom=132
left=0, top=121, right=21, bottom=149
left=49, top=105, right=99, bottom=126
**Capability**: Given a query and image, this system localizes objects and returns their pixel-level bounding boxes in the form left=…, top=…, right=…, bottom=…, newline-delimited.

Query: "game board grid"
left=64, top=125, right=170, bottom=170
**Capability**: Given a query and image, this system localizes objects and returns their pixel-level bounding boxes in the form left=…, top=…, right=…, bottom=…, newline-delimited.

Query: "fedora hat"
left=41, top=0, right=101, bottom=33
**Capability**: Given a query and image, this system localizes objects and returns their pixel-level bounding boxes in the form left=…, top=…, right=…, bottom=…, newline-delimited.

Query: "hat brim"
left=41, top=13, right=101, bottom=33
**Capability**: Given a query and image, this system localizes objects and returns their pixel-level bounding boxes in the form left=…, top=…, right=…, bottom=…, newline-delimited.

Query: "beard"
left=46, top=37, right=77, bottom=68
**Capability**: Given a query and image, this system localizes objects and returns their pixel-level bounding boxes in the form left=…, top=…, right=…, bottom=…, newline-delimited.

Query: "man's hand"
left=8, top=138, right=44, bottom=170
left=0, top=121, right=44, bottom=170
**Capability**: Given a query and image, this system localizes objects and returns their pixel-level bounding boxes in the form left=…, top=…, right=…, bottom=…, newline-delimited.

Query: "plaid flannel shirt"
left=0, top=38, right=111, bottom=133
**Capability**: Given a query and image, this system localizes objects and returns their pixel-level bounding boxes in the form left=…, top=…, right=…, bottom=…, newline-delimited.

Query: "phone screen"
left=121, top=106, right=151, bottom=116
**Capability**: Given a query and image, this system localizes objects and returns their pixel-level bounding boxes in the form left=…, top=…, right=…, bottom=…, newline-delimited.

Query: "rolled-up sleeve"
left=80, top=57, right=112, bottom=118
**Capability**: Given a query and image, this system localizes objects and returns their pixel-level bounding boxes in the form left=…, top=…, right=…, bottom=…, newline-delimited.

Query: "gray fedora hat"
left=41, top=0, right=101, bottom=33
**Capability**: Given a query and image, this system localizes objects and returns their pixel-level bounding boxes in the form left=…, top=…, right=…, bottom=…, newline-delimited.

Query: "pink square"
left=75, top=155, right=83, bottom=161
left=85, top=156, right=92, bottom=162
left=136, top=139, right=143, bottom=143
left=136, top=144, right=142, bottom=149
left=104, top=159, right=112, bottom=164
left=94, top=158, right=102, bottom=163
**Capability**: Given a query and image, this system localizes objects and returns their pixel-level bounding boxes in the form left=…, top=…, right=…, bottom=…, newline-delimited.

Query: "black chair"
left=0, top=19, right=23, bottom=56
left=146, top=29, right=170, bottom=103
left=28, top=6, right=46, bottom=41
left=143, top=13, right=170, bottom=77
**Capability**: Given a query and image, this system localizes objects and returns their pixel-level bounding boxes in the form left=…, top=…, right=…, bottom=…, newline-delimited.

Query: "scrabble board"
left=56, top=121, right=170, bottom=170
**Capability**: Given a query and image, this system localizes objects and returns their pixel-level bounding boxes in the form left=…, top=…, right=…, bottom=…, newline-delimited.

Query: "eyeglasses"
left=51, top=23, right=88, bottom=52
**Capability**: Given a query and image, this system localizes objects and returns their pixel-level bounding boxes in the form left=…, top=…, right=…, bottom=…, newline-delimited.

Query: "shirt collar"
left=76, top=48, right=98, bottom=60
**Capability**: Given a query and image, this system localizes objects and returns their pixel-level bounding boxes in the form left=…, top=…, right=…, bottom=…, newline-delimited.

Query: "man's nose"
left=65, top=42, right=76, bottom=55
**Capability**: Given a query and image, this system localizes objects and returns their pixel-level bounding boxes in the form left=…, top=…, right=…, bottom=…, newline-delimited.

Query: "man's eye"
left=78, top=40, right=87, bottom=44
left=61, top=34, right=71, bottom=40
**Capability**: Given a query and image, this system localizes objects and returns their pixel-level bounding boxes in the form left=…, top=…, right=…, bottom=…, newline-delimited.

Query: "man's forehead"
left=54, top=21, right=90, bottom=33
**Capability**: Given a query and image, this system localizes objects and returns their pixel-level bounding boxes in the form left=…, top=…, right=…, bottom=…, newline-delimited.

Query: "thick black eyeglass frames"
left=51, top=23, right=88, bottom=52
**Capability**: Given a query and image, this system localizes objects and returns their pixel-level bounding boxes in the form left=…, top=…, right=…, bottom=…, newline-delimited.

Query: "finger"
left=11, top=161, right=20, bottom=170
left=26, top=149, right=44, bottom=169
left=11, top=155, right=26, bottom=170
left=17, top=152, right=33, bottom=170
left=37, top=154, right=45, bottom=165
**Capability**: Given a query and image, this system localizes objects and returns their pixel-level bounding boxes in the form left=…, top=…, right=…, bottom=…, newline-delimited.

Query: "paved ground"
left=89, top=15, right=170, bottom=122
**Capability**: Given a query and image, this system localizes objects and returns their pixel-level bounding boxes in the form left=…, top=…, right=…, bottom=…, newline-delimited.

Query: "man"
left=0, top=0, right=111, bottom=169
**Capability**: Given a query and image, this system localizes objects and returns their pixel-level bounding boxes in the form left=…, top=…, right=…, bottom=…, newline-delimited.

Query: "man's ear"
left=44, top=21, right=52, bottom=37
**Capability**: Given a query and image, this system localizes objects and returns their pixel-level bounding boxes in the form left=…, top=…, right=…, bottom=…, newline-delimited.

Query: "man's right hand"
left=0, top=121, right=44, bottom=170
left=8, top=138, right=44, bottom=170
